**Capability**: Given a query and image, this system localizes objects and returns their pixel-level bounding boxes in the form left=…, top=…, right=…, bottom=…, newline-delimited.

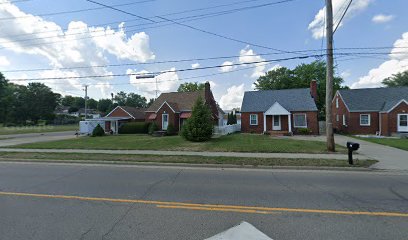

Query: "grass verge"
left=11, top=133, right=347, bottom=154
left=0, top=152, right=377, bottom=168
left=0, top=125, right=78, bottom=135
left=353, top=136, right=408, bottom=151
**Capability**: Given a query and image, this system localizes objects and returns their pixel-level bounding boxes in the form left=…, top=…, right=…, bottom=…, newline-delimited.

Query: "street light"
left=135, top=73, right=160, bottom=98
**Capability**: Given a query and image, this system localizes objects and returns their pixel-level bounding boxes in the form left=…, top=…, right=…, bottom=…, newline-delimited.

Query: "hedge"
left=118, top=122, right=149, bottom=134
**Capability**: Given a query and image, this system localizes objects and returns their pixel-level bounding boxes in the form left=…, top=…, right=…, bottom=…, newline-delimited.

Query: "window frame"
left=293, top=113, right=307, bottom=128
left=359, top=114, right=371, bottom=126
left=342, top=114, right=346, bottom=126
left=250, top=114, right=258, bottom=126
left=336, top=97, right=339, bottom=109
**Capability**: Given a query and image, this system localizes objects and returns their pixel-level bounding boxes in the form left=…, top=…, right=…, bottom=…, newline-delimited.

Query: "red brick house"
left=103, top=106, right=146, bottom=132
left=145, top=82, right=220, bottom=131
left=332, top=87, right=408, bottom=136
left=240, top=81, right=319, bottom=135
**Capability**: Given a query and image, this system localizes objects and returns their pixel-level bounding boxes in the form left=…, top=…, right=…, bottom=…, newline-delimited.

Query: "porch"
left=262, top=102, right=292, bottom=135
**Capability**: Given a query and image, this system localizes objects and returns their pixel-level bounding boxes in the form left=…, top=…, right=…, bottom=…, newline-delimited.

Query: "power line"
left=334, top=0, right=352, bottom=33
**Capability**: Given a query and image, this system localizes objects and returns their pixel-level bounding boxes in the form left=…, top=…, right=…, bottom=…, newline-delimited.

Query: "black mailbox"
left=346, top=142, right=360, bottom=165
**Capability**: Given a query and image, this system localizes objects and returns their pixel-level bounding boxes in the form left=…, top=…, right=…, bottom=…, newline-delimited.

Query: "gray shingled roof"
left=146, top=90, right=205, bottom=112
left=338, top=87, right=408, bottom=112
left=241, top=88, right=318, bottom=112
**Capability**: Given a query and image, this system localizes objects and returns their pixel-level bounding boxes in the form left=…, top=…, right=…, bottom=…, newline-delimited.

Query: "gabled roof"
left=106, top=106, right=146, bottom=120
left=337, top=87, right=408, bottom=112
left=146, top=90, right=205, bottom=112
left=241, top=88, right=318, bottom=112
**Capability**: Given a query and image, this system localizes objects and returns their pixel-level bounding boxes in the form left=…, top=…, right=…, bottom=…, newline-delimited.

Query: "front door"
left=398, top=114, right=408, bottom=132
left=272, top=115, right=281, bottom=131
left=162, top=114, right=169, bottom=130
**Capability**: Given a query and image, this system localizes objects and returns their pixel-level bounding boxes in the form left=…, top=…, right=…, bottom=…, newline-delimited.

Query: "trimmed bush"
left=297, top=128, right=311, bottom=135
left=182, top=97, right=213, bottom=142
left=148, top=122, right=159, bottom=135
left=92, top=124, right=105, bottom=137
left=119, top=122, right=149, bottom=134
left=166, top=123, right=176, bottom=136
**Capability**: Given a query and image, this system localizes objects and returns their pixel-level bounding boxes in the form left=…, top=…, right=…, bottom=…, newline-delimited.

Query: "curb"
left=0, top=158, right=376, bottom=172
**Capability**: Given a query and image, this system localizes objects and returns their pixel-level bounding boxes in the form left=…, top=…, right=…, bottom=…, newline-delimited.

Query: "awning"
left=180, top=112, right=192, bottom=119
left=148, top=113, right=157, bottom=120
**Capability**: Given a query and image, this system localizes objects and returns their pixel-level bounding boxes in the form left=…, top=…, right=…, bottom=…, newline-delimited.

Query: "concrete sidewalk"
left=0, top=147, right=368, bottom=160
left=290, top=134, right=408, bottom=170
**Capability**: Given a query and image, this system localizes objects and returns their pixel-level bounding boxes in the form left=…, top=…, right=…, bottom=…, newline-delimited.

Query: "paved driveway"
left=0, top=131, right=78, bottom=147
left=290, top=135, right=408, bottom=171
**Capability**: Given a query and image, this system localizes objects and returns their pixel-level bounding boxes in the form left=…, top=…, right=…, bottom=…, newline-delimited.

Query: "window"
left=293, top=114, right=307, bottom=128
left=336, top=114, right=339, bottom=122
left=360, top=114, right=370, bottom=126
left=336, top=98, right=339, bottom=108
left=250, top=114, right=258, bottom=125
left=342, top=114, right=346, bottom=126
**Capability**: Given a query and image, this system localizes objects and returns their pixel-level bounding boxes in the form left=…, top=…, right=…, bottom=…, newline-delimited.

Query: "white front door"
left=272, top=115, right=281, bottom=131
left=162, top=114, right=169, bottom=130
left=398, top=114, right=408, bottom=132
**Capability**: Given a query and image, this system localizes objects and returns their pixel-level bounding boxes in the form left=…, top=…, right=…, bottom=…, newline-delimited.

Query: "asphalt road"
left=0, top=162, right=407, bottom=240
left=0, top=131, right=77, bottom=147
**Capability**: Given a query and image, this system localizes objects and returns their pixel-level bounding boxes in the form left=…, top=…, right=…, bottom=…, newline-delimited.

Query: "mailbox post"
left=346, top=142, right=360, bottom=165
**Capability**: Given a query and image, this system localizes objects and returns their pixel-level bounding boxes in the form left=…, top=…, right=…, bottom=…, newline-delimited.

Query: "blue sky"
left=0, top=0, right=407, bottom=109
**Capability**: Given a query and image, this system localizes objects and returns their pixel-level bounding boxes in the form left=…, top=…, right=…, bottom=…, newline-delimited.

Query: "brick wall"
left=291, top=111, right=319, bottom=135
left=149, top=103, right=179, bottom=131
left=241, top=112, right=264, bottom=133
left=332, top=92, right=350, bottom=133
left=107, top=107, right=131, bottom=118
left=386, top=101, right=408, bottom=135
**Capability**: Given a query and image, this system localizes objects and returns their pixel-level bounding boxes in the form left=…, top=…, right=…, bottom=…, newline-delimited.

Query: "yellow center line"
left=0, top=191, right=407, bottom=217
left=156, top=205, right=274, bottom=214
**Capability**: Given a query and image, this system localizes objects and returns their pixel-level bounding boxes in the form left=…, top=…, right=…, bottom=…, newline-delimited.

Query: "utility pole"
left=325, top=0, right=335, bottom=152
left=83, top=84, right=89, bottom=120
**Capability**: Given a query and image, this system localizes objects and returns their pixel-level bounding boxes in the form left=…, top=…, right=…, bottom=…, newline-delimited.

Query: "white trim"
left=342, top=114, right=346, bottom=126
left=383, top=99, right=408, bottom=113
left=293, top=113, right=307, bottom=128
left=263, top=113, right=266, bottom=132
left=155, top=101, right=176, bottom=113
left=336, top=97, right=339, bottom=109
left=397, top=114, right=408, bottom=132
left=336, top=114, right=339, bottom=122
left=162, top=113, right=169, bottom=130
left=359, top=114, right=371, bottom=126
left=332, top=91, right=351, bottom=112
left=288, top=114, right=292, bottom=133
left=250, top=114, right=258, bottom=125
left=105, top=106, right=135, bottom=119
left=265, top=102, right=290, bottom=115
left=272, top=115, right=281, bottom=130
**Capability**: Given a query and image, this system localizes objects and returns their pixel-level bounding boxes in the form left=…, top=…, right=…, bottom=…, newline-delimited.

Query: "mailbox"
left=346, top=142, right=360, bottom=165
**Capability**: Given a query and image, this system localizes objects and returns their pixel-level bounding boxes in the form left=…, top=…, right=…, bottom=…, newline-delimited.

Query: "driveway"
left=0, top=131, right=78, bottom=147
left=290, top=134, right=408, bottom=171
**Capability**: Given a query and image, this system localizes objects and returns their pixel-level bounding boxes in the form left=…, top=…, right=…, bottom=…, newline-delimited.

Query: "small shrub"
left=148, top=122, right=159, bottom=135
left=92, top=124, right=105, bottom=137
left=297, top=128, right=311, bottom=135
left=182, top=97, right=213, bottom=142
left=166, top=123, right=176, bottom=136
left=119, top=122, right=149, bottom=134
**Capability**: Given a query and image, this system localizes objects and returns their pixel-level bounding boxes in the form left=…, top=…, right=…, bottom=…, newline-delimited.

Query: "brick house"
left=145, top=82, right=220, bottom=131
left=332, top=87, right=408, bottom=136
left=240, top=81, right=319, bottom=135
left=103, top=106, right=146, bottom=132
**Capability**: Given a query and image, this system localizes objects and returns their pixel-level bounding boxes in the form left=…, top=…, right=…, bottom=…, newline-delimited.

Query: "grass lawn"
left=0, top=125, right=78, bottom=135
left=12, top=133, right=346, bottom=153
left=354, top=137, right=408, bottom=151
left=0, top=152, right=376, bottom=167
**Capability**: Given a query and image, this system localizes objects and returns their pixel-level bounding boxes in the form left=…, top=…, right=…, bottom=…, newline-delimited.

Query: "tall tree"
left=61, top=96, right=76, bottom=107
left=177, top=82, right=205, bottom=92
left=182, top=97, right=213, bottom=142
left=382, top=71, right=408, bottom=87
left=97, top=99, right=113, bottom=113
left=23, top=83, right=60, bottom=122
left=87, top=98, right=98, bottom=109
left=125, top=93, right=147, bottom=108
left=254, top=61, right=345, bottom=118
left=114, top=91, right=127, bottom=105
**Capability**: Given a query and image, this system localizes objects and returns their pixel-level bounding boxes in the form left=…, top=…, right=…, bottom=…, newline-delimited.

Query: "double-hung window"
left=360, top=114, right=370, bottom=126
left=250, top=114, right=258, bottom=125
left=293, top=114, right=307, bottom=128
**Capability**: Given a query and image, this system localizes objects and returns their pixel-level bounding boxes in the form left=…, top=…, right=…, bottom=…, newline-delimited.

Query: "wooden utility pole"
left=83, top=84, right=89, bottom=120
left=325, top=0, right=335, bottom=151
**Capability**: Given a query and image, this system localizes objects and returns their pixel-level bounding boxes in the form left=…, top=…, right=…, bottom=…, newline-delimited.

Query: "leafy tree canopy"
left=177, top=82, right=205, bottom=92
left=382, top=70, right=408, bottom=87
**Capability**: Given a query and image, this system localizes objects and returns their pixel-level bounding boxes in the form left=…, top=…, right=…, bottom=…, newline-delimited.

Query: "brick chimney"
left=204, top=81, right=211, bottom=101
left=310, top=80, right=318, bottom=103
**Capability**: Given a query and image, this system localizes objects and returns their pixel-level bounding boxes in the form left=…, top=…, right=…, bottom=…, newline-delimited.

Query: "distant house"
left=240, top=81, right=319, bottom=135
left=332, top=87, right=408, bottom=136
left=223, top=109, right=242, bottom=126
left=103, top=106, right=146, bottom=133
left=55, top=106, right=101, bottom=119
left=145, top=82, right=220, bottom=131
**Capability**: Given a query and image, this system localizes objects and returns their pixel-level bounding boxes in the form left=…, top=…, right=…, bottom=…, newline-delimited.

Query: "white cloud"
left=0, top=1, right=155, bottom=96
left=129, top=68, right=180, bottom=99
left=220, top=61, right=236, bottom=72
left=308, top=0, right=372, bottom=39
left=340, top=70, right=351, bottom=78
left=191, top=63, right=200, bottom=69
left=372, top=14, right=394, bottom=24
left=219, top=84, right=245, bottom=110
left=351, top=32, right=408, bottom=89
left=0, top=56, right=10, bottom=66
left=267, top=64, right=282, bottom=72
left=239, top=47, right=266, bottom=78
